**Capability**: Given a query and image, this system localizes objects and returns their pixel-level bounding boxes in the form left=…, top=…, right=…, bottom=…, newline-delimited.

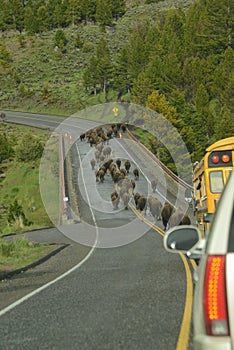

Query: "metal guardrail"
left=126, top=129, right=193, bottom=190
left=59, top=134, right=67, bottom=224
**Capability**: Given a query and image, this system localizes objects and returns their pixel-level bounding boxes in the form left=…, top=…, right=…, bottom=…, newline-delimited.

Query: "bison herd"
left=79, top=125, right=191, bottom=230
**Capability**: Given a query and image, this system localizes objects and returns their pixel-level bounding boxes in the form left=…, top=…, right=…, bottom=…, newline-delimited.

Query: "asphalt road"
left=0, top=111, right=194, bottom=350
left=0, top=229, right=186, bottom=350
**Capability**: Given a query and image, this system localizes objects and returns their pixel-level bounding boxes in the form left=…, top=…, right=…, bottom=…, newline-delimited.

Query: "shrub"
left=15, top=133, right=44, bottom=162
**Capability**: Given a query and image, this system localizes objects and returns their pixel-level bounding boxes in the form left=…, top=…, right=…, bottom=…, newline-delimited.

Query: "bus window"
left=209, top=171, right=224, bottom=193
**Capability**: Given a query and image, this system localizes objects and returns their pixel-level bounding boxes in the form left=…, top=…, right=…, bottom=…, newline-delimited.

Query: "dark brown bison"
left=133, top=168, right=139, bottom=181
left=101, top=158, right=113, bottom=172
left=96, top=169, right=105, bottom=183
left=134, top=192, right=141, bottom=207
left=168, top=208, right=191, bottom=229
left=130, top=179, right=135, bottom=194
left=136, top=195, right=147, bottom=219
left=111, top=191, right=120, bottom=210
left=80, top=133, right=85, bottom=141
left=113, top=170, right=125, bottom=191
left=120, top=168, right=126, bottom=177
left=161, top=202, right=174, bottom=230
left=116, top=158, right=121, bottom=169
left=124, top=160, right=131, bottom=174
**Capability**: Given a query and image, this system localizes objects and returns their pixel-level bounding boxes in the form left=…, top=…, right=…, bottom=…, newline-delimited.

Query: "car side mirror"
left=164, top=225, right=201, bottom=253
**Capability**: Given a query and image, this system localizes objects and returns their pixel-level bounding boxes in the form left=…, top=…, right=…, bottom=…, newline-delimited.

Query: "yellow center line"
left=176, top=253, right=193, bottom=350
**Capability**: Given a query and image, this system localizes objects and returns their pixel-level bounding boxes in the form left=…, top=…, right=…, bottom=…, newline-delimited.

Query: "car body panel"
left=226, top=254, right=234, bottom=350
left=193, top=171, right=234, bottom=349
left=163, top=170, right=234, bottom=350
left=206, top=180, right=234, bottom=254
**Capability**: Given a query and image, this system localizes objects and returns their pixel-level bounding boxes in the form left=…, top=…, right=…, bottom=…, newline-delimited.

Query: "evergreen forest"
left=0, top=0, right=234, bottom=163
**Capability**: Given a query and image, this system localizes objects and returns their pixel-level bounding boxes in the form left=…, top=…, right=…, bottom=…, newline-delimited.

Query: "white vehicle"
left=164, top=169, right=234, bottom=350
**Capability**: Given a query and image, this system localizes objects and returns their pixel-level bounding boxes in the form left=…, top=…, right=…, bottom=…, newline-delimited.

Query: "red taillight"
left=203, top=256, right=229, bottom=336
left=211, top=155, right=220, bottom=164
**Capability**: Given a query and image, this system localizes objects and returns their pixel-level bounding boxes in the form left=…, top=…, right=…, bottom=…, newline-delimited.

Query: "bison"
left=134, top=192, right=141, bottom=207
left=133, top=168, right=139, bottom=181
left=122, top=192, right=130, bottom=210
left=103, top=146, right=112, bottom=158
left=111, top=191, right=120, bottom=210
left=151, top=179, right=157, bottom=193
left=136, top=195, right=147, bottom=219
left=80, top=133, right=85, bottom=141
left=124, top=160, right=131, bottom=174
left=147, top=196, right=162, bottom=221
left=116, top=158, right=121, bottom=169
left=168, top=208, right=191, bottom=229
left=161, top=202, right=174, bottom=230
left=90, top=158, right=96, bottom=170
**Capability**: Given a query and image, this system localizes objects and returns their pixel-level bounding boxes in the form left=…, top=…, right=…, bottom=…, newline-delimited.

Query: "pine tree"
left=74, top=33, right=84, bottom=49
left=95, top=0, right=113, bottom=28
left=96, top=38, right=112, bottom=94
left=24, top=6, right=38, bottom=34
left=211, top=47, right=234, bottom=112
left=0, top=0, right=13, bottom=31
left=49, top=0, right=69, bottom=27
left=37, top=6, right=50, bottom=33
left=132, top=72, right=154, bottom=106
left=184, top=0, right=234, bottom=58
left=146, top=90, right=180, bottom=127
left=15, top=133, right=44, bottom=162
left=0, top=42, right=12, bottom=68
left=67, top=0, right=82, bottom=26
left=79, top=0, right=96, bottom=23
left=182, top=57, right=210, bottom=101
left=111, top=0, right=126, bottom=20
left=214, top=107, right=234, bottom=140
left=113, top=46, right=131, bottom=96
left=83, top=55, right=99, bottom=94
left=54, top=29, right=68, bottom=53
left=10, top=0, right=25, bottom=33
left=160, top=8, right=185, bottom=58
left=127, top=23, right=149, bottom=84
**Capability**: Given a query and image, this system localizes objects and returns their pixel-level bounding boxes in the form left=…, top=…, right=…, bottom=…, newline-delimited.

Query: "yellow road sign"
left=113, top=107, right=119, bottom=117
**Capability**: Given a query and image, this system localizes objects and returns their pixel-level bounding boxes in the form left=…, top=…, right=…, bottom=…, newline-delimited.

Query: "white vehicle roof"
left=206, top=170, right=234, bottom=254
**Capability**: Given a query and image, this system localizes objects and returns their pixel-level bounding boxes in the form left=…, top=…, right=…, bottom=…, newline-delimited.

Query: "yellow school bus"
left=193, top=136, right=234, bottom=236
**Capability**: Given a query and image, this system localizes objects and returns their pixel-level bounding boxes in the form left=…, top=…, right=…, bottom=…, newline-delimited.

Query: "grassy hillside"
left=0, top=124, right=58, bottom=235
left=0, top=0, right=194, bottom=116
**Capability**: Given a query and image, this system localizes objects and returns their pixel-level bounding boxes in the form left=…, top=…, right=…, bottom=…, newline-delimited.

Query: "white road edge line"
left=0, top=138, right=99, bottom=318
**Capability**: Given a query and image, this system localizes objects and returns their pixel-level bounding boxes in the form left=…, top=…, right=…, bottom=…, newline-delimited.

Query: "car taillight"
left=203, top=256, right=229, bottom=336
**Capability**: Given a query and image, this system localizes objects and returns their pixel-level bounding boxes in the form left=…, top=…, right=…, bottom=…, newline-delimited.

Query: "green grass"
left=0, top=237, right=61, bottom=272
left=131, top=127, right=155, bottom=147
left=0, top=124, right=59, bottom=235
